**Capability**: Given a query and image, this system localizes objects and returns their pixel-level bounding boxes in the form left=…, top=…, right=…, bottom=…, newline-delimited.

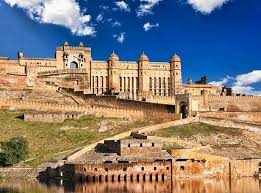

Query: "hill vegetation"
left=0, top=110, right=148, bottom=166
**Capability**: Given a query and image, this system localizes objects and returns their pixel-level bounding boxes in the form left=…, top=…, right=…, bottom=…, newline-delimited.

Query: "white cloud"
left=137, top=0, right=162, bottom=16
left=209, top=76, right=233, bottom=86
left=112, top=21, right=122, bottom=27
left=99, top=5, right=109, bottom=10
left=187, top=0, right=230, bottom=14
left=210, top=71, right=261, bottom=96
left=115, top=1, right=130, bottom=12
left=232, top=70, right=261, bottom=96
left=113, top=32, right=125, bottom=43
left=4, top=0, right=95, bottom=36
left=96, top=14, right=103, bottom=22
left=143, top=22, right=159, bottom=31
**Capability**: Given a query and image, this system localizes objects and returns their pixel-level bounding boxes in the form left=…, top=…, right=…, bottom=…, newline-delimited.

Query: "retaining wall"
left=0, top=98, right=180, bottom=121
left=0, top=167, right=44, bottom=178
left=192, top=95, right=261, bottom=112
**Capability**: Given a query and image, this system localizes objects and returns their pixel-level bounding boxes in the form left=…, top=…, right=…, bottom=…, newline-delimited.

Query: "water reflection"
left=0, top=178, right=260, bottom=193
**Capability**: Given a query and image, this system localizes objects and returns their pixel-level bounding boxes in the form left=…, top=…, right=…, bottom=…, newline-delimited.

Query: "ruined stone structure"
left=24, top=112, right=82, bottom=123
left=63, top=139, right=173, bottom=182
left=42, top=138, right=261, bottom=182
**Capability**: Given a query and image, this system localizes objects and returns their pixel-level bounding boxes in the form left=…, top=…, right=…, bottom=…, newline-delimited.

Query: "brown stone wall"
left=24, top=112, right=82, bottom=123
left=0, top=98, right=180, bottom=121
left=0, top=74, right=27, bottom=89
left=73, top=161, right=172, bottom=182
left=230, top=159, right=261, bottom=177
left=199, top=112, right=261, bottom=125
left=0, top=167, right=45, bottom=178
left=192, top=95, right=261, bottom=112
left=0, top=59, right=25, bottom=74
left=67, top=90, right=176, bottom=114
left=170, top=150, right=261, bottom=178
left=119, top=140, right=162, bottom=157
left=103, top=140, right=162, bottom=157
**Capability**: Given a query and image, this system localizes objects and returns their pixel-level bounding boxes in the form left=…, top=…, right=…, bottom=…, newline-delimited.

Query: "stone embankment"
left=0, top=167, right=45, bottom=178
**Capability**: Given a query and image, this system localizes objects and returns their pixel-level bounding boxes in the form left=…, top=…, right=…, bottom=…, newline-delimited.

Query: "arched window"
left=150, top=174, right=153, bottom=181
left=162, top=174, right=165, bottom=181
left=111, top=175, right=115, bottom=182
left=70, top=61, right=78, bottom=69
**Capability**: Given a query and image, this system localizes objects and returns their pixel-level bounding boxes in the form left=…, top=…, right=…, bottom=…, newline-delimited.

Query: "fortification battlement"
left=192, top=95, right=261, bottom=100
left=38, top=69, right=88, bottom=76
left=0, top=98, right=180, bottom=121
left=56, top=46, right=91, bottom=52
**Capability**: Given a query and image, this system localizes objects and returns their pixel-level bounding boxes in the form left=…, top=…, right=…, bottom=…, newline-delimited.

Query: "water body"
left=0, top=178, right=260, bottom=193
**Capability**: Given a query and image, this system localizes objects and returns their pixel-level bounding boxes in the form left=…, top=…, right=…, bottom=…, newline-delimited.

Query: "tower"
left=138, top=52, right=149, bottom=96
left=108, top=51, right=120, bottom=94
left=170, top=54, right=182, bottom=95
left=55, top=41, right=92, bottom=70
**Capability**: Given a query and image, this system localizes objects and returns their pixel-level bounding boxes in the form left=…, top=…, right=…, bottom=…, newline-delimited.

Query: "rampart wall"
left=24, top=112, right=82, bottom=123
left=65, top=89, right=176, bottom=114
left=145, top=95, right=176, bottom=105
left=0, top=59, right=24, bottom=74
left=0, top=74, right=27, bottom=89
left=170, top=150, right=261, bottom=178
left=199, top=112, right=261, bottom=125
left=0, top=98, right=180, bottom=121
left=192, top=95, right=261, bottom=112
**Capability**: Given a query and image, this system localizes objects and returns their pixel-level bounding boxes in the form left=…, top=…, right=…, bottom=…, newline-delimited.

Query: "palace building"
left=0, top=42, right=225, bottom=100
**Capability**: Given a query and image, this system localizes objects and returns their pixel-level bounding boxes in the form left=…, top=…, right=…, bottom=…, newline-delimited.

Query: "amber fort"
left=0, top=42, right=261, bottom=180
left=1, top=42, right=260, bottom=118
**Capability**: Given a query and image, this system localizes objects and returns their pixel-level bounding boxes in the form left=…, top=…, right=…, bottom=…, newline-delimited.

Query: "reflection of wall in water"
left=63, top=178, right=261, bottom=193
left=72, top=181, right=171, bottom=193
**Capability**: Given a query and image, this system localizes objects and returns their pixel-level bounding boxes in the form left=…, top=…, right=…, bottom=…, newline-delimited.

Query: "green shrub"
left=0, top=137, right=28, bottom=166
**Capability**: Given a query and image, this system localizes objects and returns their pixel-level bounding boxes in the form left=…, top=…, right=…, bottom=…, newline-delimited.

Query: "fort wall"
left=65, top=89, right=176, bottom=114
left=0, top=74, right=27, bottom=89
left=0, top=59, right=24, bottom=74
left=24, top=112, right=82, bottom=123
left=199, top=112, right=261, bottom=125
left=170, top=150, right=261, bottom=178
left=192, top=95, right=261, bottom=112
left=70, top=160, right=172, bottom=182
left=0, top=98, right=180, bottom=121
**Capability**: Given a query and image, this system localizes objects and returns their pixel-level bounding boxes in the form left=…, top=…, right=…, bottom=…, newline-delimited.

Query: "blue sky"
left=0, top=0, right=260, bottom=95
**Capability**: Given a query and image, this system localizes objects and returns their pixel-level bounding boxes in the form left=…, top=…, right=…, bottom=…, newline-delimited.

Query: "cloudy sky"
left=0, top=0, right=260, bottom=95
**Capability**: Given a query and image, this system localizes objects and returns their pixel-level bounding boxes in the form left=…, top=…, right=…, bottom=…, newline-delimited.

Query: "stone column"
left=130, top=77, right=133, bottom=99
left=133, top=77, right=136, bottom=100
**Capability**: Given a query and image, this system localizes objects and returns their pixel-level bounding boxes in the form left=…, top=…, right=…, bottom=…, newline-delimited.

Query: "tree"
left=0, top=137, right=28, bottom=166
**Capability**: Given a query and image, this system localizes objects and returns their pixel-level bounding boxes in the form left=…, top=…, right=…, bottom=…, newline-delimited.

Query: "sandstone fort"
left=0, top=42, right=261, bottom=181
left=0, top=42, right=260, bottom=119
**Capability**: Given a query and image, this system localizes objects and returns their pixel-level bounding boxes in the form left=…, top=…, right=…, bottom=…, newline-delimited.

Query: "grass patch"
left=0, top=110, right=147, bottom=166
left=151, top=123, right=242, bottom=138
left=162, top=143, right=184, bottom=150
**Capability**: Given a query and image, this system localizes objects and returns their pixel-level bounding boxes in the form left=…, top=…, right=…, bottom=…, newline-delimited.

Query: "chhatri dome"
left=63, top=41, right=69, bottom=46
left=171, top=54, right=181, bottom=62
left=139, top=52, right=149, bottom=61
left=109, top=51, right=119, bottom=61
left=79, top=42, right=84, bottom=47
